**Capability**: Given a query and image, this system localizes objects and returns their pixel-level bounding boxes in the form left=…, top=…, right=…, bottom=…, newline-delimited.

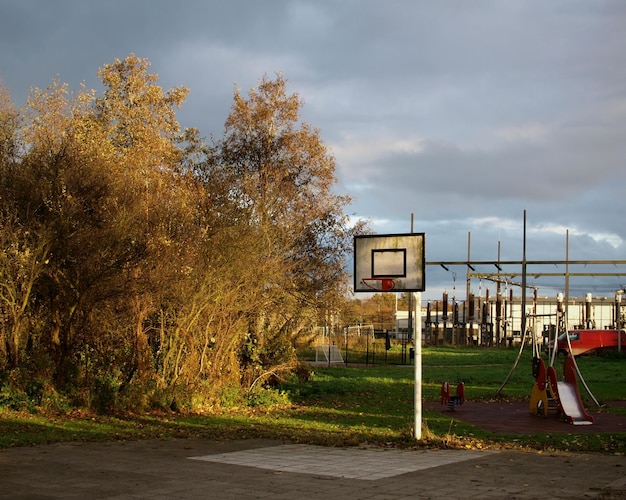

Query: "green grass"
left=1, top=346, right=625, bottom=453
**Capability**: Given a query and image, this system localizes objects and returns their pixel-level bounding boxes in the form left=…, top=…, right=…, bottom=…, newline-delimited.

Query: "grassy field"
left=302, top=342, right=626, bottom=402
left=1, top=346, right=625, bottom=453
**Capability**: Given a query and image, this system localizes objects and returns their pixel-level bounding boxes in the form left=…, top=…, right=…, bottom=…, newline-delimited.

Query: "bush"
left=25, top=378, right=45, bottom=405
left=0, top=369, right=49, bottom=412
left=246, top=387, right=291, bottom=409
left=0, top=382, right=32, bottom=411
left=92, top=373, right=121, bottom=414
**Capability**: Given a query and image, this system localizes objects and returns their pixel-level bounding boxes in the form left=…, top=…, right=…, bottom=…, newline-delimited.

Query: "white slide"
left=556, top=381, right=593, bottom=425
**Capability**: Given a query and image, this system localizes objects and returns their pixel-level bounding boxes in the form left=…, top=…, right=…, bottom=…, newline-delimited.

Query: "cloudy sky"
left=2, top=0, right=625, bottom=301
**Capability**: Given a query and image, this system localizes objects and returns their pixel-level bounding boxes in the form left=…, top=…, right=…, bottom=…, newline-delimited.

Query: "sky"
left=2, top=0, right=626, bottom=302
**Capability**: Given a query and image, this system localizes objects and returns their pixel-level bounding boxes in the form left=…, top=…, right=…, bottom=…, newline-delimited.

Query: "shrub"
left=0, top=382, right=31, bottom=411
left=92, top=373, right=121, bottom=414
left=246, top=387, right=291, bottom=409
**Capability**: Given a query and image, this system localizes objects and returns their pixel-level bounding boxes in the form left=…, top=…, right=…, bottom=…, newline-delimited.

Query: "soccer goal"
left=346, top=324, right=374, bottom=338
left=315, top=344, right=344, bottom=364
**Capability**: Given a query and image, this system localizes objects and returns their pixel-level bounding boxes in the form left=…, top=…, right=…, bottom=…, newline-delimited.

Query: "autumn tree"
left=340, top=294, right=397, bottom=332
left=206, top=74, right=360, bottom=385
left=92, top=55, right=199, bottom=388
left=0, top=85, right=51, bottom=370
left=0, top=84, right=19, bottom=167
left=0, top=59, right=363, bottom=412
left=0, top=56, right=200, bottom=400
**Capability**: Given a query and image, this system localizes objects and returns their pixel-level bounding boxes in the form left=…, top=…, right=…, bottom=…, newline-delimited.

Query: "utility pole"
left=617, top=290, right=623, bottom=352
left=496, top=240, right=502, bottom=347
left=465, top=231, right=471, bottom=345
left=521, top=210, right=527, bottom=349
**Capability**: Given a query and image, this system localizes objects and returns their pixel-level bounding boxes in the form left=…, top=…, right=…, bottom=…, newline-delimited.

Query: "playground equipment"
left=527, top=289, right=598, bottom=424
left=493, top=221, right=598, bottom=425
left=441, top=381, right=465, bottom=411
left=529, top=356, right=593, bottom=424
left=501, top=304, right=598, bottom=425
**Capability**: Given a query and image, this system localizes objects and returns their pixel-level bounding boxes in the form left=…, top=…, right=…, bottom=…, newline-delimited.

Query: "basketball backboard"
left=353, top=233, right=425, bottom=292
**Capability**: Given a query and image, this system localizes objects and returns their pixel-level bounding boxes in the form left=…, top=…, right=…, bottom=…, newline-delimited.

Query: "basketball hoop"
left=353, top=233, right=425, bottom=293
left=361, top=278, right=396, bottom=291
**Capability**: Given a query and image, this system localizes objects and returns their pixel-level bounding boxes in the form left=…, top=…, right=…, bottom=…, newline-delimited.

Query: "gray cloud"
left=2, top=0, right=625, bottom=300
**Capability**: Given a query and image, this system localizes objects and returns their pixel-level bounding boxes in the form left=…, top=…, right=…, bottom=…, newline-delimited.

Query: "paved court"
left=1, top=438, right=625, bottom=499
left=190, top=443, right=495, bottom=480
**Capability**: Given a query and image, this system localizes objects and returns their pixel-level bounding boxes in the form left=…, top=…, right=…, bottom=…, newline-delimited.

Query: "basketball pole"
left=414, top=290, right=422, bottom=439
left=410, top=213, right=422, bottom=440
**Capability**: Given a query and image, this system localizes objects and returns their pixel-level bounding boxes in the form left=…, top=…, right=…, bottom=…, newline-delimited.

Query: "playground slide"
left=555, top=356, right=594, bottom=425
left=556, top=381, right=593, bottom=425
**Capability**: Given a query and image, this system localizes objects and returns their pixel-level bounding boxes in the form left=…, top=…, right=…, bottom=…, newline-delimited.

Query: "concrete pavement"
left=1, top=438, right=625, bottom=499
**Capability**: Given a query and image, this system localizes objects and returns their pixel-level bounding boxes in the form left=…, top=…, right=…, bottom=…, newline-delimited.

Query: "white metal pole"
left=410, top=212, right=422, bottom=440
left=414, top=291, right=422, bottom=440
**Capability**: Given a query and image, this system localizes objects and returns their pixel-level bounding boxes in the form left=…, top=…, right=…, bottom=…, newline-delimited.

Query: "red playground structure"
left=441, top=382, right=465, bottom=411
left=529, top=356, right=594, bottom=425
